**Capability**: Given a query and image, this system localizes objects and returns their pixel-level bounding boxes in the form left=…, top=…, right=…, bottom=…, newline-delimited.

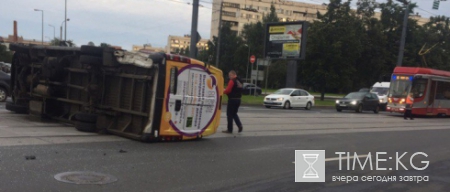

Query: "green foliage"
left=263, top=3, right=280, bottom=24
left=210, top=0, right=450, bottom=97
left=50, top=38, right=76, bottom=47
left=100, top=43, right=110, bottom=47
left=0, top=44, right=13, bottom=63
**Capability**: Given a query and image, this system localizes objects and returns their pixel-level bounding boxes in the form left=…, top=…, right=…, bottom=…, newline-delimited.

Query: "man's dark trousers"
left=404, top=109, right=413, bottom=119
left=227, top=99, right=242, bottom=132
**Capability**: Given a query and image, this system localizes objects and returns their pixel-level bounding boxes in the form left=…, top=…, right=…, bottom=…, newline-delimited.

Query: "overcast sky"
left=0, top=0, right=448, bottom=50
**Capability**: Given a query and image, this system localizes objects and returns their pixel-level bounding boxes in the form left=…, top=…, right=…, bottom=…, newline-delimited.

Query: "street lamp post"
left=244, top=44, right=251, bottom=83
left=60, top=19, right=69, bottom=41
left=34, top=9, right=44, bottom=45
left=48, top=24, right=55, bottom=39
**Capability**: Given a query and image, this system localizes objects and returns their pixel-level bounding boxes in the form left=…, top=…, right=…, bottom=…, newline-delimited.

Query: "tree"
left=302, top=0, right=365, bottom=99
left=263, top=3, right=280, bottom=24
left=49, top=38, right=76, bottom=47
left=100, top=43, right=111, bottom=47
left=419, top=16, right=450, bottom=70
left=0, top=44, right=13, bottom=63
left=87, top=41, right=95, bottom=46
left=240, top=3, right=281, bottom=86
left=215, top=22, right=244, bottom=76
left=197, top=40, right=216, bottom=65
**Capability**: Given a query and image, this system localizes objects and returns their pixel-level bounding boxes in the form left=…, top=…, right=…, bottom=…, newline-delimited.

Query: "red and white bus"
left=387, top=67, right=450, bottom=116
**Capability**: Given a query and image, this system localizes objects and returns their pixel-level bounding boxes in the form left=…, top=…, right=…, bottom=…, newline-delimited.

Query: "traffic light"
left=432, top=0, right=440, bottom=10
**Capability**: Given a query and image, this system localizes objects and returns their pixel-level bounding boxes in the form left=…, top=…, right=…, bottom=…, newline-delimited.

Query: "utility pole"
left=215, top=1, right=223, bottom=67
left=396, top=0, right=410, bottom=66
left=65, top=0, right=67, bottom=41
left=264, top=60, right=271, bottom=94
left=245, top=44, right=250, bottom=83
left=190, top=0, right=199, bottom=58
left=286, top=60, right=297, bottom=88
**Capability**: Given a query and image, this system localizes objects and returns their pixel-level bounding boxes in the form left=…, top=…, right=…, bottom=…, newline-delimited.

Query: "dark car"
left=0, top=62, right=11, bottom=73
left=335, top=92, right=380, bottom=113
left=0, top=71, right=11, bottom=102
left=242, top=83, right=262, bottom=95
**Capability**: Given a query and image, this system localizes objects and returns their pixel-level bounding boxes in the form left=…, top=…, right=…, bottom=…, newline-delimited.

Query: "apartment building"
left=211, top=0, right=328, bottom=39
left=210, top=0, right=429, bottom=39
left=132, top=44, right=165, bottom=52
left=166, top=35, right=210, bottom=54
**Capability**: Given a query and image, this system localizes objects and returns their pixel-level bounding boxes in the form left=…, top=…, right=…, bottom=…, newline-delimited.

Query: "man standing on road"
left=223, top=70, right=243, bottom=133
left=404, top=92, right=414, bottom=120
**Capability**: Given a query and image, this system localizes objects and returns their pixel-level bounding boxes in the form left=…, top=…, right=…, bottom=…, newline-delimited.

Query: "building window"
left=244, top=5, right=253, bottom=9
left=285, top=10, right=292, bottom=16
left=241, top=13, right=252, bottom=19
left=223, top=11, right=236, bottom=17
left=293, top=11, right=307, bottom=17
left=223, top=20, right=239, bottom=26
left=223, top=2, right=240, bottom=8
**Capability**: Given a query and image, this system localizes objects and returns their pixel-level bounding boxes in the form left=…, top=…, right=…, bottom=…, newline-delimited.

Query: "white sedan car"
left=264, top=88, right=315, bottom=109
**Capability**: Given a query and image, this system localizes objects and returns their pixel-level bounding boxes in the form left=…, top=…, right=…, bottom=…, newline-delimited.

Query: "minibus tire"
left=75, top=121, right=97, bottom=132
left=75, top=112, right=98, bottom=123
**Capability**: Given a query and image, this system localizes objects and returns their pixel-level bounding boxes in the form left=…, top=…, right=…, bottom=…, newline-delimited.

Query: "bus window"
left=435, top=81, right=450, bottom=100
left=411, top=79, right=427, bottom=98
left=429, top=81, right=436, bottom=105
left=389, top=76, right=412, bottom=98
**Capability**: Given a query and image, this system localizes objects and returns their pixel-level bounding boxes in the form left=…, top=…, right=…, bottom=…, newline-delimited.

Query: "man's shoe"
left=410, top=118, right=414, bottom=120
left=238, top=126, right=243, bottom=133
left=222, top=130, right=232, bottom=134
left=404, top=118, right=407, bottom=120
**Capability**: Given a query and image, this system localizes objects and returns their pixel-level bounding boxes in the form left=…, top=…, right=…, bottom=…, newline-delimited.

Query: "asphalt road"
left=1, top=102, right=450, bottom=192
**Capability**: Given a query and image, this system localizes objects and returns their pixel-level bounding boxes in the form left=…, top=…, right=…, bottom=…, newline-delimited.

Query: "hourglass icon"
left=303, top=154, right=319, bottom=178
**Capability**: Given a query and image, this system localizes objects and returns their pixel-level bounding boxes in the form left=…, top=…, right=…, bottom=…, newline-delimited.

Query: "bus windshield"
left=389, top=76, right=412, bottom=98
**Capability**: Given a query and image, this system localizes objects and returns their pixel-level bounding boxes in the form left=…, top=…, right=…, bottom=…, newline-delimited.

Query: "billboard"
left=264, top=21, right=308, bottom=60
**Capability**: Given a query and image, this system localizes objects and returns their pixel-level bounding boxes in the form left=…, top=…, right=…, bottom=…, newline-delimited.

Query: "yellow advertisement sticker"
left=283, top=43, right=300, bottom=51
left=269, top=26, right=286, bottom=33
